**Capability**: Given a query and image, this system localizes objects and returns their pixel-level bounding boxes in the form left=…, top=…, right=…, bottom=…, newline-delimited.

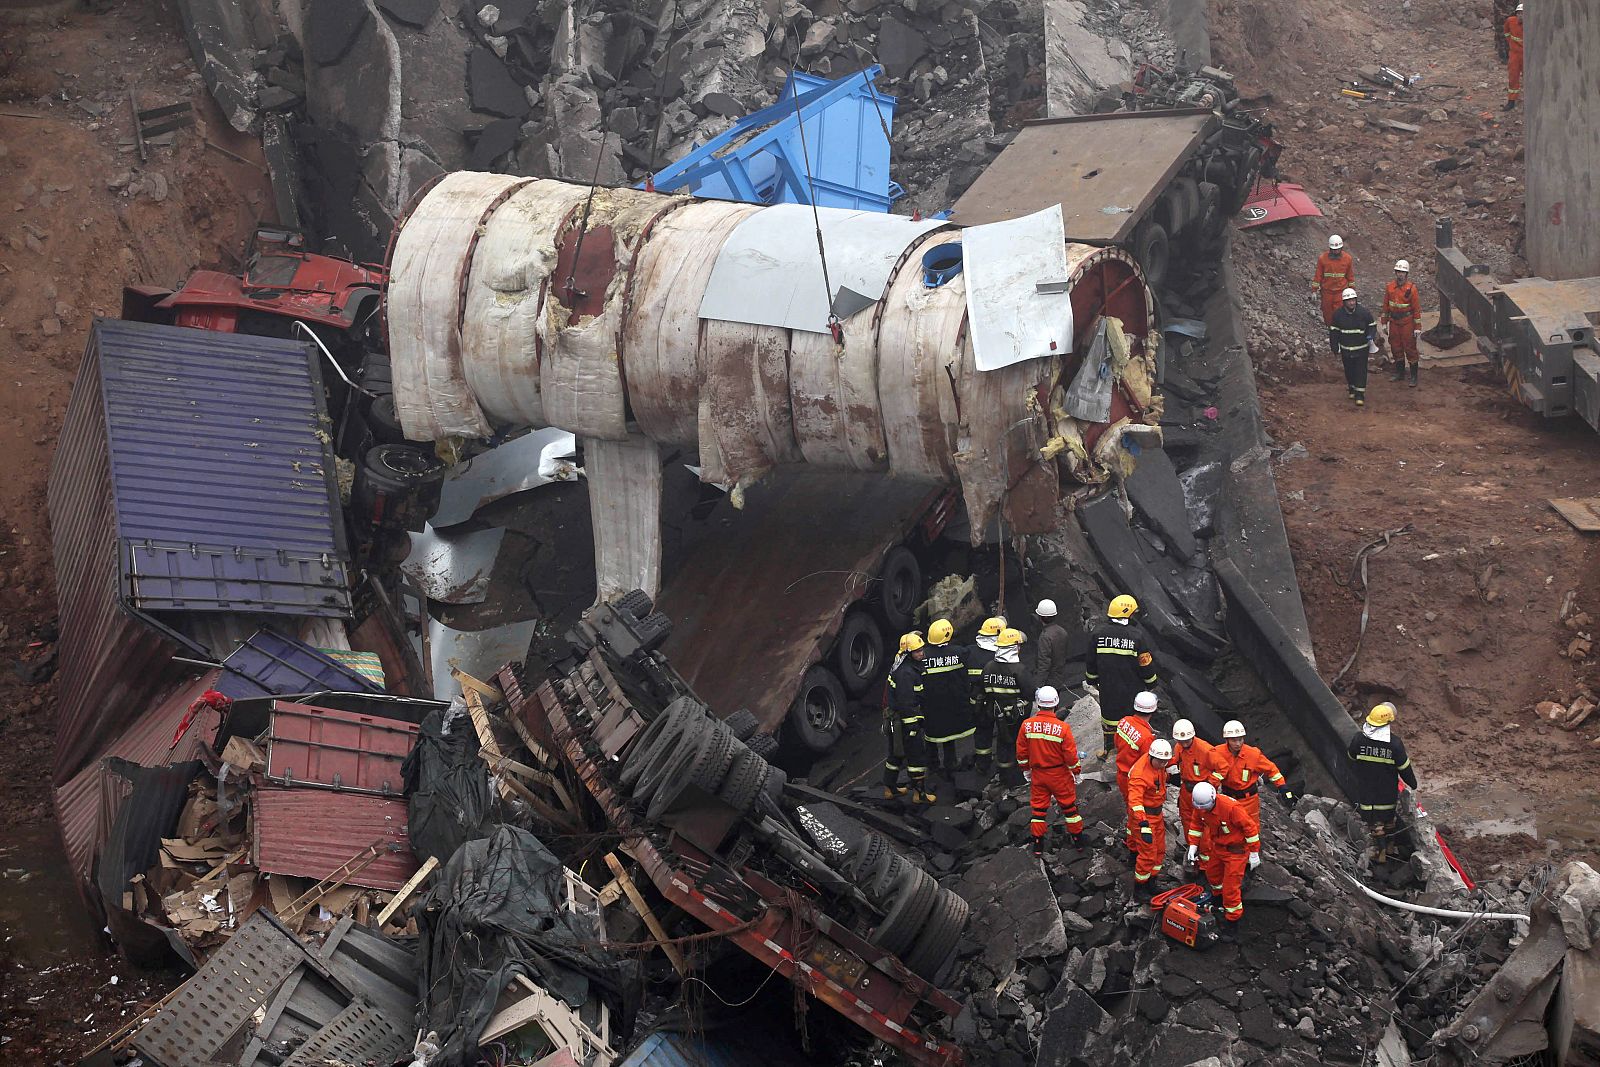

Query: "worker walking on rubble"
left=1085, top=594, right=1160, bottom=758
left=1346, top=702, right=1418, bottom=863
left=920, top=619, right=975, bottom=784
left=885, top=632, right=934, bottom=803
left=1383, top=260, right=1423, bottom=387
left=1033, top=598, right=1071, bottom=694
left=1314, top=235, right=1354, bottom=326
left=1016, top=686, right=1085, bottom=857
left=967, top=616, right=1007, bottom=768
left=979, top=628, right=1034, bottom=781
left=1114, top=690, right=1159, bottom=811
left=1127, top=738, right=1174, bottom=894
left=1504, top=3, right=1524, bottom=110
left=1171, top=718, right=1216, bottom=862
left=1190, top=781, right=1260, bottom=941
left=1329, top=287, right=1378, bottom=407
left=1209, top=720, right=1296, bottom=843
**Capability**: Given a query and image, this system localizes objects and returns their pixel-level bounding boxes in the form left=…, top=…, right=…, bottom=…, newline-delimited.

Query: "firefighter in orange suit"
left=1209, top=720, right=1296, bottom=843
left=1114, top=691, right=1159, bottom=814
left=1015, top=686, right=1084, bottom=857
left=1127, top=739, right=1173, bottom=894
left=1314, top=235, right=1354, bottom=325
left=1171, top=718, right=1215, bottom=861
left=1504, top=4, right=1523, bottom=110
left=1190, top=781, right=1260, bottom=941
left=1383, top=260, right=1423, bottom=387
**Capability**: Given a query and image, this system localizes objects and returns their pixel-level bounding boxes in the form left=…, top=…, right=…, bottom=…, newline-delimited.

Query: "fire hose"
left=1341, top=873, right=1528, bottom=923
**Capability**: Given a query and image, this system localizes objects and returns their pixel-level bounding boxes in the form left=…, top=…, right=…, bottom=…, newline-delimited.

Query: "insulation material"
left=389, top=172, right=529, bottom=440
left=702, top=319, right=802, bottom=484
left=698, top=204, right=944, bottom=333
left=539, top=191, right=681, bottom=441
left=789, top=306, right=890, bottom=472
left=876, top=232, right=965, bottom=482
left=460, top=180, right=592, bottom=428
left=961, top=205, right=1075, bottom=372
left=587, top=433, right=664, bottom=600
left=622, top=201, right=759, bottom=447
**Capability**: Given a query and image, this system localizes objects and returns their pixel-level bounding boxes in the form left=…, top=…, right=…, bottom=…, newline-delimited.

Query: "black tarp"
left=416, top=826, right=638, bottom=1064
left=403, top=702, right=495, bottom=864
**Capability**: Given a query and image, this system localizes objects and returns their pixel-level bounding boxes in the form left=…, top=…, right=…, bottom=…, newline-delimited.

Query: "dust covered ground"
left=1210, top=0, right=1600, bottom=876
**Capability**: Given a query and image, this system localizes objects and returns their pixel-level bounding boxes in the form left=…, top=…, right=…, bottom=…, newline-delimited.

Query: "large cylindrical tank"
left=1526, top=0, right=1600, bottom=280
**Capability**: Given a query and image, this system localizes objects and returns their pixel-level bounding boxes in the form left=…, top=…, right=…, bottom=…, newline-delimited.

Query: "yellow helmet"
left=1108, top=594, right=1139, bottom=619
left=928, top=619, right=955, bottom=645
left=979, top=616, right=1007, bottom=637
left=899, top=632, right=925, bottom=653
left=996, top=627, right=1025, bottom=648
left=1366, top=702, right=1396, bottom=727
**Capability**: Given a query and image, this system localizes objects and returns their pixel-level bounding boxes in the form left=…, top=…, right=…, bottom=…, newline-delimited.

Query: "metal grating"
left=280, top=1003, right=409, bottom=1067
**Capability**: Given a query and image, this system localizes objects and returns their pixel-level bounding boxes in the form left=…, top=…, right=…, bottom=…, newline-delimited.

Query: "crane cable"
left=787, top=29, right=842, bottom=346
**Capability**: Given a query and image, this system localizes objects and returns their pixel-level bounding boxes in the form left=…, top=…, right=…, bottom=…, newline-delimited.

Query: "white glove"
left=1022, top=770, right=1032, bottom=784
left=1166, top=763, right=1181, bottom=777
left=1186, top=845, right=1198, bottom=864
left=1072, top=771, right=1082, bottom=785
left=1248, top=852, right=1261, bottom=870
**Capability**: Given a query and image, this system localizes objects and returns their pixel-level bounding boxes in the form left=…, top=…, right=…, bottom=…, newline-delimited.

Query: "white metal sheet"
left=962, top=205, right=1075, bottom=371
left=399, top=524, right=506, bottom=605
left=432, top=428, right=581, bottom=527
left=426, top=617, right=540, bottom=701
left=698, top=204, right=944, bottom=334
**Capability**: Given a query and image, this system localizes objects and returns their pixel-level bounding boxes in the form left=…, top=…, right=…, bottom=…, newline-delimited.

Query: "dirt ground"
left=1209, top=0, right=1600, bottom=877
left=0, top=1, right=272, bottom=1058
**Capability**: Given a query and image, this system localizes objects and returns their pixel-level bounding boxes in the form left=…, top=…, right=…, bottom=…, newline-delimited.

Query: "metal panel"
left=430, top=428, right=581, bottom=527
left=399, top=523, right=505, bottom=603
left=213, top=628, right=384, bottom=701
left=948, top=110, right=1216, bottom=238
left=252, top=787, right=419, bottom=890
left=89, top=317, right=350, bottom=615
left=265, top=701, right=418, bottom=794
left=281, top=1003, right=409, bottom=1067
left=961, top=204, right=1075, bottom=371
left=426, top=617, right=540, bottom=701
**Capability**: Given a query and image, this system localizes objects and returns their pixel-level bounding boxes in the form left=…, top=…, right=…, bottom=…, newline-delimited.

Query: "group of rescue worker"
left=1315, top=236, right=1425, bottom=403
left=885, top=591, right=1421, bottom=942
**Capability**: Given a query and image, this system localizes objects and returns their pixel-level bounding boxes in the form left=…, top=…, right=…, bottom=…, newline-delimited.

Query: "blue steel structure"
left=640, top=66, right=904, bottom=211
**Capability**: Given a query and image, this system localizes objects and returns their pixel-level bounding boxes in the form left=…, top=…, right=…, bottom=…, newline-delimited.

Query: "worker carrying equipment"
left=1329, top=287, right=1378, bottom=407
left=1383, top=261, right=1423, bottom=388
left=884, top=633, right=933, bottom=803
left=1114, top=691, right=1159, bottom=814
left=1209, top=720, right=1294, bottom=845
left=1033, top=597, right=1071, bottom=694
left=1086, top=595, right=1160, bottom=757
left=1346, top=702, right=1418, bottom=863
left=978, top=628, right=1035, bottom=779
left=1314, top=236, right=1355, bottom=326
left=920, top=618, right=975, bottom=780
left=1171, top=717, right=1216, bottom=856
left=1016, top=686, right=1084, bottom=857
left=966, top=616, right=1008, bottom=764
left=1127, top=738, right=1174, bottom=892
left=1191, top=781, right=1260, bottom=938
left=1504, top=6, right=1523, bottom=109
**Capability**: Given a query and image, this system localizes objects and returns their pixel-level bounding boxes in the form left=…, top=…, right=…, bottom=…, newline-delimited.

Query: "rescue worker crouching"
left=885, top=632, right=935, bottom=804
left=920, top=618, right=975, bottom=786
left=1329, top=287, right=1378, bottom=407
left=980, top=628, right=1034, bottom=782
left=1127, top=738, right=1174, bottom=896
left=1346, top=702, right=1417, bottom=863
left=967, top=616, right=1006, bottom=769
left=1016, top=686, right=1084, bottom=857
left=1171, top=717, right=1215, bottom=863
left=1085, top=594, right=1159, bottom=758
left=1209, top=720, right=1295, bottom=844
left=1191, top=781, right=1261, bottom=942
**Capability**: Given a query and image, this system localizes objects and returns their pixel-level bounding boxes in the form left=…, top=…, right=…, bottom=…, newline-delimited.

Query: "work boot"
left=1070, top=831, right=1086, bottom=851
left=883, top=784, right=909, bottom=800
left=1217, top=922, right=1238, bottom=944
left=1409, top=363, right=1419, bottom=387
left=1504, top=99, right=1516, bottom=111
left=1390, top=362, right=1405, bottom=381
left=1032, top=837, right=1045, bottom=858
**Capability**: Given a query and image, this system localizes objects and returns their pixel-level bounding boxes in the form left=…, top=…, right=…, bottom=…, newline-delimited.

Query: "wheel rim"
left=378, top=447, right=437, bottom=479
left=848, top=629, right=879, bottom=679
left=887, top=569, right=916, bottom=617
left=804, top=684, right=839, bottom=731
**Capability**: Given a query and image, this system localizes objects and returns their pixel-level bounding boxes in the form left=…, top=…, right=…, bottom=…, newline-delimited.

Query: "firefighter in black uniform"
left=1085, top=594, right=1160, bottom=758
left=1346, top=702, right=1418, bottom=862
left=885, top=632, right=933, bottom=803
left=1329, top=286, right=1378, bottom=407
left=920, top=618, right=974, bottom=787
left=965, top=616, right=1006, bottom=766
left=979, top=628, right=1034, bottom=780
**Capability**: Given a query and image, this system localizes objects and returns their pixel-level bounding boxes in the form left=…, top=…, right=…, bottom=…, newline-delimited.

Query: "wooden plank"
left=453, top=668, right=505, bottom=705
left=603, top=853, right=687, bottom=975
left=194, top=847, right=247, bottom=884
left=597, top=877, right=625, bottom=907
left=1378, top=118, right=1422, bottom=133
left=1550, top=498, right=1600, bottom=532
left=375, top=855, right=440, bottom=927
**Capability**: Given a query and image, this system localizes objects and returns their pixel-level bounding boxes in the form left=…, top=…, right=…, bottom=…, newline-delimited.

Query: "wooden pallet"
left=1550, top=497, right=1600, bottom=532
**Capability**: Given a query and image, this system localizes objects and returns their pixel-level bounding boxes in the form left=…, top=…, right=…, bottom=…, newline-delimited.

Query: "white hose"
left=1343, top=874, right=1528, bottom=922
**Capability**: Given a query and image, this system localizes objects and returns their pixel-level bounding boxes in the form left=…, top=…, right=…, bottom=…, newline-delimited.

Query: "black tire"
left=761, top=763, right=787, bottom=803
left=367, top=393, right=406, bottom=445
left=723, top=708, right=759, bottom=741
left=363, top=443, right=444, bottom=494
left=614, top=589, right=655, bottom=619
left=786, top=665, right=846, bottom=754
left=619, top=712, right=672, bottom=788
left=717, top=749, right=767, bottom=813
left=647, top=722, right=734, bottom=820
left=871, top=849, right=909, bottom=899
left=625, top=696, right=706, bottom=788
left=701, top=727, right=741, bottom=792
left=1133, top=221, right=1170, bottom=291
left=903, top=890, right=971, bottom=981
left=630, top=610, right=673, bottom=653
left=833, top=610, right=887, bottom=698
left=635, top=710, right=710, bottom=802
left=1196, top=181, right=1222, bottom=244
left=876, top=546, right=922, bottom=632
left=847, top=832, right=889, bottom=886
left=746, top=732, right=779, bottom=760
left=872, top=867, right=940, bottom=956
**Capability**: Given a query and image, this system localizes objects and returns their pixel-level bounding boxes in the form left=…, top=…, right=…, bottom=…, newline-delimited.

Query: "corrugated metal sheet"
left=93, top=317, right=350, bottom=616
left=214, top=629, right=384, bottom=700
left=253, top=787, right=418, bottom=891
left=53, top=671, right=223, bottom=883
left=264, top=702, right=417, bottom=794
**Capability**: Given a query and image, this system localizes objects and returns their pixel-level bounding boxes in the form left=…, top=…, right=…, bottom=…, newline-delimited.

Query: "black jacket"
left=1346, top=731, right=1417, bottom=813
left=981, top=655, right=1035, bottom=716
left=1330, top=303, right=1377, bottom=357
left=887, top=656, right=925, bottom=723
left=921, top=643, right=974, bottom=741
left=1084, top=618, right=1159, bottom=724
left=1034, top=622, right=1071, bottom=692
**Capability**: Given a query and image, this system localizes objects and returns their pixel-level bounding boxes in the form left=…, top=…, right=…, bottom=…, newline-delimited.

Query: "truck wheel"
left=614, top=589, right=655, bottom=619
left=833, top=610, right=886, bottom=697
left=367, top=393, right=405, bottom=445
left=363, top=443, right=444, bottom=495
left=717, top=749, right=767, bottom=813
left=786, top=665, right=846, bottom=754
left=1133, top=222, right=1170, bottom=290
left=746, top=732, right=779, bottom=760
left=1196, top=182, right=1222, bottom=245
left=872, top=867, right=940, bottom=956
left=876, top=546, right=922, bottom=632
left=723, top=708, right=759, bottom=741
left=903, top=890, right=970, bottom=981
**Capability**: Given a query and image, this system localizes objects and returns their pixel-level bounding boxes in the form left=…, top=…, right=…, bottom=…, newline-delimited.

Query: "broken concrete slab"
left=376, top=0, right=435, bottom=27
left=1043, top=0, right=1133, bottom=116
left=306, top=0, right=372, bottom=66
left=1036, top=979, right=1117, bottom=1065
left=468, top=115, right=523, bottom=169
left=955, top=846, right=1068, bottom=974
left=1125, top=448, right=1199, bottom=559
left=176, top=0, right=273, bottom=132
left=468, top=45, right=532, bottom=117
left=877, top=15, right=929, bottom=80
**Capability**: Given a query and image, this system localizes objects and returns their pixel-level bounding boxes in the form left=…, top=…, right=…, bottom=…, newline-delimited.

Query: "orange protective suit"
left=1383, top=279, right=1422, bottom=366
left=1174, top=736, right=1216, bottom=845
left=1126, top=752, right=1169, bottom=885
left=1113, top=713, right=1154, bottom=816
left=1197, top=793, right=1261, bottom=925
left=1016, top=711, right=1083, bottom=840
left=1315, top=250, right=1355, bottom=325
left=1209, top=742, right=1287, bottom=841
left=1505, top=14, right=1523, bottom=104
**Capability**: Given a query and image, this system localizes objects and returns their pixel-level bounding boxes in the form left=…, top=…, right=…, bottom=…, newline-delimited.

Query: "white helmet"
left=1171, top=718, right=1195, bottom=743
left=1516, top=2, right=1522, bottom=10
left=1192, top=782, right=1218, bottom=810
left=1222, top=719, right=1247, bottom=739
left=1149, top=739, right=1174, bottom=761
left=1328, top=234, right=1344, bottom=250
left=1341, top=287, right=1358, bottom=301
left=1134, top=691, right=1159, bottom=715
left=1036, top=686, right=1060, bottom=709
left=1036, top=598, right=1057, bottom=618
left=1394, top=259, right=1410, bottom=273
